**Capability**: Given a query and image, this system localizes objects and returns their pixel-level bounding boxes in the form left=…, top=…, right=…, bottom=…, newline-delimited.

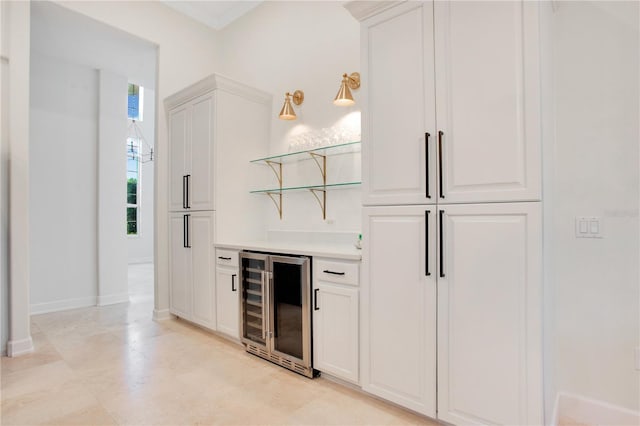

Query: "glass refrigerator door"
left=269, top=256, right=310, bottom=364
left=240, top=254, right=268, bottom=346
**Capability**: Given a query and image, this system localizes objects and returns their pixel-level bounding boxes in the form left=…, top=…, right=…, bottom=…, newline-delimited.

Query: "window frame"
left=127, top=137, right=141, bottom=237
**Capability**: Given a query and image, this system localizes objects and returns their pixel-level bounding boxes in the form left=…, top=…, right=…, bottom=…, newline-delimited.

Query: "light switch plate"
left=575, top=216, right=603, bottom=238
left=636, top=346, right=640, bottom=371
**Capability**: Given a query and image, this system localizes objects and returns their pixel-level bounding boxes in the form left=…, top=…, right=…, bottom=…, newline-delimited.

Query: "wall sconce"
left=333, top=72, right=360, bottom=106
left=279, top=90, right=304, bottom=120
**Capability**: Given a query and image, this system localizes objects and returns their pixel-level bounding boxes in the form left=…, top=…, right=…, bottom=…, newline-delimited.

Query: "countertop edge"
left=214, top=241, right=362, bottom=261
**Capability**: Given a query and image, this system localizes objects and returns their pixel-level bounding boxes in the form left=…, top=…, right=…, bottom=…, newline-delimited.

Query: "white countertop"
left=215, top=240, right=362, bottom=261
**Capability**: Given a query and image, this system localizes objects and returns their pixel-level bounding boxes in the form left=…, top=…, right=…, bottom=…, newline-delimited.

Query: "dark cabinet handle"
left=231, top=274, right=237, bottom=292
left=314, top=288, right=319, bottom=310
left=439, top=210, right=445, bottom=278
left=425, top=210, right=431, bottom=276
left=185, top=174, right=191, bottom=208
left=438, top=131, right=444, bottom=199
left=182, top=175, right=187, bottom=209
left=425, top=132, right=431, bottom=199
left=218, top=256, right=232, bottom=260
left=183, top=214, right=191, bottom=248
left=323, top=270, right=345, bottom=276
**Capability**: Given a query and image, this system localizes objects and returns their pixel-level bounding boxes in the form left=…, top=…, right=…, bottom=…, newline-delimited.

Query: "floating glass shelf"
left=250, top=141, right=361, bottom=164
left=250, top=142, right=361, bottom=220
left=250, top=181, right=361, bottom=194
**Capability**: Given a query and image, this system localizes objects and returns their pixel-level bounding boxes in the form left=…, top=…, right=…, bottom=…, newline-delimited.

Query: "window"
left=128, top=83, right=144, bottom=121
left=127, top=138, right=140, bottom=236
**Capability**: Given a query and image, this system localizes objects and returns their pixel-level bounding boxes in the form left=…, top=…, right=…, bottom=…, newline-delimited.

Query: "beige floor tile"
left=1, top=264, right=438, bottom=426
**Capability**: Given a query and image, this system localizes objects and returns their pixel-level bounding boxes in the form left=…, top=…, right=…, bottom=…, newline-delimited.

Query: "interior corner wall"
left=55, top=0, right=222, bottom=317
left=97, top=69, right=128, bottom=305
left=1, top=0, right=9, bottom=355
left=551, top=1, right=639, bottom=411
left=127, top=87, right=155, bottom=264
left=29, top=54, right=99, bottom=314
left=219, top=1, right=362, bottom=235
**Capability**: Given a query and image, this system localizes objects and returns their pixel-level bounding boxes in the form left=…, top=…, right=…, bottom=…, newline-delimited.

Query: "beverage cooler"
left=239, top=251, right=316, bottom=378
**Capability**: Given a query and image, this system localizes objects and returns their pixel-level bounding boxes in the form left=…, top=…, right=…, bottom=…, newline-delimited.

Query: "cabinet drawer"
left=216, top=249, right=239, bottom=267
left=315, top=259, right=359, bottom=286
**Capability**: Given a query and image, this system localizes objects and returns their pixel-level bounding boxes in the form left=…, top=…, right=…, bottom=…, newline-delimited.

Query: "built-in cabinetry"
left=312, top=258, right=360, bottom=384
left=349, top=1, right=543, bottom=424
left=215, top=249, right=240, bottom=340
left=169, top=211, right=215, bottom=329
left=165, top=75, right=271, bottom=330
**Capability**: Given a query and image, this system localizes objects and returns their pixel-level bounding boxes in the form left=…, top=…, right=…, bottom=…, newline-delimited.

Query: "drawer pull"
left=323, top=270, right=345, bottom=276
left=218, top=256, right=232, bottom=260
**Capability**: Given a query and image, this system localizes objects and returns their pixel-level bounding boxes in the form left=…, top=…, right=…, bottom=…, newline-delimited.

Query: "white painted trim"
left=554, top=392, right=640, bottom=426
left=343, top=1, right=403, bottom=22
left=164, top=73, right=272, bottom=111
left=97, top=293, right=129, bottom=306
left=128, top=257, right=153, bottom=265
left=153, top=308, right=172, bottom=321
left=7, top=336, right=34, bottom=357
left=30, top=296, right=96, bottom=315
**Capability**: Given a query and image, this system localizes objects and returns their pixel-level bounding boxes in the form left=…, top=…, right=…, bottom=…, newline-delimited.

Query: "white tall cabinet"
left=349, top=1, right=543, bottom=424
left=165, top=75, right=271, bottom=333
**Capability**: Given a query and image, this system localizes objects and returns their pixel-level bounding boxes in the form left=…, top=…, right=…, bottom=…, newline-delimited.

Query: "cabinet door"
left=169, top=213, right=191, bottom=319
left=437, top=203, right=542, bottom=425
left=189, top=93, right=215, bottom=211
left=362, top=205, right=437, bottom=417
left=216, top=267, right=240, bottom=339
left=434, top=1, right=541, bottom=203
left=190, top=211, right=215, bottom=329
left=169, top=106, right=189, bottom=211
left=362, top=2, right=437, bottom=206
left=313, top=283, right=359, bottom=384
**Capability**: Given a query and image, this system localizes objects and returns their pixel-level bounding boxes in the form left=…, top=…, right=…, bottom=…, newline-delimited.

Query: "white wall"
left=550, top=1, right=639, bottom=412
left=219, top=1, right=362, bottom=236
left=53, top=0, right=221, bottom=320
left=29, top=55, right=99, bottom=313
left=127, top=87, right=155, bottom=264
left=97, top=69, right=129, bottom=305
left=0, top=0, right=8, bottom=355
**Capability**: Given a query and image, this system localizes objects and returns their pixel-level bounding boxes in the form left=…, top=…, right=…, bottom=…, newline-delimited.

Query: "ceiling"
left=160, top=1, right=263, bottom=30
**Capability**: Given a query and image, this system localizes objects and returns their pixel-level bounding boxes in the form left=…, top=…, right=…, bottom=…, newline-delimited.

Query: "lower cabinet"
left=169, top=211, right=216, bottom=330
left=362, top=203, right=542, bottom=424
left=312, top=258, right=360, bottom=384
left=215, top=249, right=240, bottom=340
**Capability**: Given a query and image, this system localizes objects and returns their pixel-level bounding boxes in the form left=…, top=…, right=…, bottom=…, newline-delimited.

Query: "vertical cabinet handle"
left=261, top=271, right=267, bottom=340
left=439, top=210, right=445, bottom=278
left=231, top=274, right=237, bottom=292
left=425, top=210, right=431, bottom=276
left=438, top=131, right=444, bottom=199
left=185, top=174, right=191, bottom=209
left=183, top=214, right=191, bottom=248
left=425, top=132, right=431, bottom=199
left=182, top=175, right=187, bottom=209
left=314, top=288, right=320, bottom=311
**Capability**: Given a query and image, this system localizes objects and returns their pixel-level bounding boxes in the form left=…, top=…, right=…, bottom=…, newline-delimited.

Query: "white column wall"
left=97, top=70, right=129, bottom=305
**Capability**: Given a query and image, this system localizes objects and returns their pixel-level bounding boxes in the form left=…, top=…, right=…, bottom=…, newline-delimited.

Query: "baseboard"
left=153, top=308, right=172, bottom=321
left=128, top=257, right=153, bottom=265
left=554, top=392, right=640, bottom=426
left=30, top=296, right=97, bottom=315
left=7, top=336, right=34, bottom=357
left=97, top=293, right=129, bottom=306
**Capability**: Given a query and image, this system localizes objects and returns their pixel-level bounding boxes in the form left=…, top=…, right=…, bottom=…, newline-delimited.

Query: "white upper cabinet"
left=167, top=93, right=215, bottom=212
left=362, top=2, right=437, bottom=206
left=169, top=106, right=189, bottom=211
left=189, top=94, right=215, bottom=211
left=360, top=0, right=541, bottom=205
left=434, top=1, right=541, bottom=203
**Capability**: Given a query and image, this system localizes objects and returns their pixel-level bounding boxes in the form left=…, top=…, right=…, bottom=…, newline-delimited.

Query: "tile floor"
left=1, top=264, right=437, bottom=425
